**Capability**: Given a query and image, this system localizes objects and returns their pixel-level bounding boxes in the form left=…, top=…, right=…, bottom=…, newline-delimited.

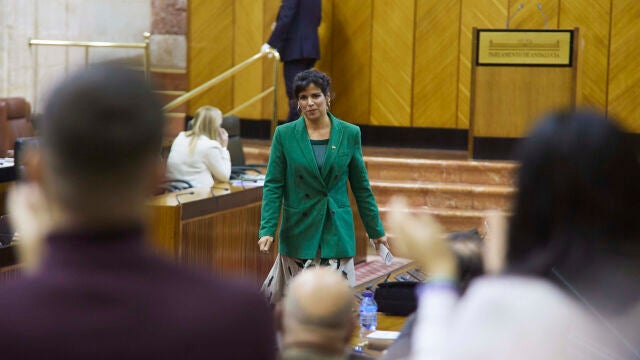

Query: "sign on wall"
left=476, top=30, right=573, bottom=66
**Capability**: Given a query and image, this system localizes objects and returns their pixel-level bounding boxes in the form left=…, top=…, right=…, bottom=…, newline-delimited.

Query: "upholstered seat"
left=0, top=98, right=33, bottom=157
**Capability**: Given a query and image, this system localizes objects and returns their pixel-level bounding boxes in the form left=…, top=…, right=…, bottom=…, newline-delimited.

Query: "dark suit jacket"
left=259, top=114, right=385, bottom=259
left=268, top=0, right=321, bottom=62
left=0, top=227, right=276, bottom=360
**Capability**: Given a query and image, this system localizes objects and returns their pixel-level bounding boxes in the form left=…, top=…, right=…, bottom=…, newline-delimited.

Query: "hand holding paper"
left=371, top=238, right=394, bottom=265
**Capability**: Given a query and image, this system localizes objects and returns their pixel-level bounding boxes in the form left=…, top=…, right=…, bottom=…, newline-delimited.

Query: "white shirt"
left=165, top=132, right=231, bottom=187
left=413, top=275, right=608, bottom=360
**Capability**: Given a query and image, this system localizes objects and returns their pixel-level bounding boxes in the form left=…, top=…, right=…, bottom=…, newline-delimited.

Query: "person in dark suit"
left=0, top=65, right=276, bottom=360
left=262, top=0, right=321, bottom=122
left=258, top=70, right=388, bottom=303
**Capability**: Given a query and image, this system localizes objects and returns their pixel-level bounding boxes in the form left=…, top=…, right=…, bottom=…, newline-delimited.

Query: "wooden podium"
left=469, top=28, right=580, bottom=159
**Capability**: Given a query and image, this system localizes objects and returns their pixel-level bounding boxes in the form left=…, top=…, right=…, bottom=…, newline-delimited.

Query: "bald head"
left=280, top=268, right=355, bottom=353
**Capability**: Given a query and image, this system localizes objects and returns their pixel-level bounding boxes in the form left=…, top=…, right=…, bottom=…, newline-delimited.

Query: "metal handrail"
left=164, top=48, right=281, bottom=138
left=28, top=32, right=151, bottom=79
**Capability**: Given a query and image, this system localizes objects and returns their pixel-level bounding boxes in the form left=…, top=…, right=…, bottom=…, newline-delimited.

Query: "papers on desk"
left=366, top=331, right=400, bottom=350
left=230, top=174, right=265, bottom=187
left=0, top=158, right=14, bottom=168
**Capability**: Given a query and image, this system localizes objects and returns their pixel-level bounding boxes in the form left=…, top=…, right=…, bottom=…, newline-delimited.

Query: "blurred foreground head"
left=279, top=268, right=354, bottom=356
left=41, top=64, right=163, bottom=225
left=508, top=108, right=640, bottom=312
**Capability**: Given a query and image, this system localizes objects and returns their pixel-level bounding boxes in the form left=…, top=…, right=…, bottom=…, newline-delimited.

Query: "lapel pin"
left=332, top=145, right=336, bottom=149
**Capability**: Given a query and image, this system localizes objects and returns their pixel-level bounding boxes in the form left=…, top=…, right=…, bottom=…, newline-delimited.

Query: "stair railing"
left=28, top=32, right=151, bottom=110
left=162, top=48, right=281, bottom=138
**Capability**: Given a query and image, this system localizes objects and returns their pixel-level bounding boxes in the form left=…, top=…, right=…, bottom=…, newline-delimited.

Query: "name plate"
left=477, top=30, right=573, bottom=66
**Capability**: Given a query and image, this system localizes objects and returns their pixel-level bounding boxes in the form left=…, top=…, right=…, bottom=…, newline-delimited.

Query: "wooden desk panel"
left=149, top=184, right=369, bottom=286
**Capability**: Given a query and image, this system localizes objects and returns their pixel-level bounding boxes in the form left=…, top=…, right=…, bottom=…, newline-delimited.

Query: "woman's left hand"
left=370, top=235, right=389, bottom=250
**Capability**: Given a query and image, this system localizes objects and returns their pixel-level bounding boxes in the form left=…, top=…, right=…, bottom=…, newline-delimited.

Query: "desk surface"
left=151, top=184, right=263, bottom=221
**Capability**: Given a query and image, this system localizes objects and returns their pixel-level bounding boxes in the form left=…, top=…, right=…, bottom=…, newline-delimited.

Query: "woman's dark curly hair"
left=292, top=69, right=332, bottom=99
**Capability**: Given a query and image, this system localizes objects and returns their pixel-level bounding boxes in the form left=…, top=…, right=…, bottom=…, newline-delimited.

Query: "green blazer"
left=259, top=114, right=385, bottom=259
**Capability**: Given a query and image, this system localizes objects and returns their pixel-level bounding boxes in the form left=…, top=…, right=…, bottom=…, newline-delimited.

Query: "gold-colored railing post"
left=270, top=49, right=280, bottom=139
left=143, top=32, right=151, bottom=80
left=84, top=46, right=89, bottom=68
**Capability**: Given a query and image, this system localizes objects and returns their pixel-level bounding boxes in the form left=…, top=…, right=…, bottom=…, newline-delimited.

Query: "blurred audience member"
left=0, top=65, right=275, bottom=360
left=381, top=229, right=485, bottom=360
left=166, top=105, right=231, bottom=187
left=277, top=267, right=370, bottom=360
left=390, top=109, right=640, bottom=359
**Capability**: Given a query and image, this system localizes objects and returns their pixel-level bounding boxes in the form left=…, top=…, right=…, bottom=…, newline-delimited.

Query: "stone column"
left=151, top=0, right=187, bottom=69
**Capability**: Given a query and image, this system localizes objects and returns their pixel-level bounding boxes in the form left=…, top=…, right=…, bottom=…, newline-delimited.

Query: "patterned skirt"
left=261, top=250, right=355, bottom=304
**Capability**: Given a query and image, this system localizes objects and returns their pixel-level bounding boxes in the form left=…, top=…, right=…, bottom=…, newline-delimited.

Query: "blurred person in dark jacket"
left=0, top=64, right=276, bottom=360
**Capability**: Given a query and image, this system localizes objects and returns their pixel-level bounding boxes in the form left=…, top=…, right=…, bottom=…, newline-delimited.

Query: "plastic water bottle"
left=359, top=291, right=378, bottom=338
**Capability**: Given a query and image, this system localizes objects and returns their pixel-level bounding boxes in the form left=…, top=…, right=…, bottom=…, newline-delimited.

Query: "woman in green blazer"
left=258, top=69, right=388, bottom=302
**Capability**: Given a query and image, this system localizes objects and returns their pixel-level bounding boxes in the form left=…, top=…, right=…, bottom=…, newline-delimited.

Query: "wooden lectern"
left=469, top=28, right=580, bottom=159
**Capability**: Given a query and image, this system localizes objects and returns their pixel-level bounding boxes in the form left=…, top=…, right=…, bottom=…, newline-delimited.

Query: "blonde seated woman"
left=166, top=106, right=231, bottom=187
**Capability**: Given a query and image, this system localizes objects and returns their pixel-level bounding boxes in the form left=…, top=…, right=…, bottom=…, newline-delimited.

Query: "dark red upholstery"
left=0, top=97, right=33, bottom=157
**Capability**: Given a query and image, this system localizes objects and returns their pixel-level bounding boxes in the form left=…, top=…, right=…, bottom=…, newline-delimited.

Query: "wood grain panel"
left=188, top=0, right=234, bottom=114
left=559, top=0, right=610, bottom=110
left=181, top=203, right=274, bottom=287
left=370, top=0, right=415, bottom=127
left=331, top=0, right=373, bottom=125
left=474, top=66, right=574, bottom=137
left=0, top=181, right=12, bottom=215
left=147, top=204, right=181, bottom=260
left=233, top=0, right=264, bottom=119
left=261, top=0, right=289, bottom=121
left=316, top=0, right=334, bottom=76
left=607, top=0, right=640, bottom=132
left=413, top=0, right=461, bottom=128
left=508, top=0, right=559, bottom=29
left=458, top=0, right=509, bottom=129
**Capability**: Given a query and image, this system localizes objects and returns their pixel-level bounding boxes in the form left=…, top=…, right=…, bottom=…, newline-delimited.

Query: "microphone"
left=505, top=3, right=525, bottom=29
left=175, top=191, right=195, bottom=204
left=210, top=185, right=230, bottom=197
left=537, top=3, right=549, bottom=29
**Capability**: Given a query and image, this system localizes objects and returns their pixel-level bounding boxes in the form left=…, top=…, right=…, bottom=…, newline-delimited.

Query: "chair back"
left=222, top=115, right=246, bottom=166
left=0, top=98, right=33, bottom=157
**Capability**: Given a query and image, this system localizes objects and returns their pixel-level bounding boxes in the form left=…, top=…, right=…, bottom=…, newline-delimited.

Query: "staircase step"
left=366, top=157, right=516, bottom=186
left=151, top=68, right=187, bottom=91
left=371, top=180, right=514, bottom=211
left=242, top=142, right=516, bottom=186
left=164, top=112, right=186, bottom=139
left=378, top=206, right=496, bottom=233
left=156, top=90, right=187, bottom=113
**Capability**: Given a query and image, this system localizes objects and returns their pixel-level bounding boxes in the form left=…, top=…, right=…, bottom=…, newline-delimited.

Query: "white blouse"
left=165, top=132, right=231, bottom=188
left=413, top=275, right=605, bottom=360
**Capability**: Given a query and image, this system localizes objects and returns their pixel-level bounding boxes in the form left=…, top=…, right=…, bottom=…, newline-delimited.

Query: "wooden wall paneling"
left=316, top=0, right=334, bottom=77
left=559, top=0, right=610, bottom=110
left=508, top=0, right=559, bottom=29
left=457, top=0, right=509, bottom=129
left=607, top=0, right=640, bottom=132
left=262, top=0, right=289, bottom=121
left=188, top=0, right=235, bottom=114
left=233, top=0, right=264, bottom=119
left=412, top=0, right=461, bottom=129
left=331, top=0, right=373, bottom=125
left=369, top=0, right=415, bottom=127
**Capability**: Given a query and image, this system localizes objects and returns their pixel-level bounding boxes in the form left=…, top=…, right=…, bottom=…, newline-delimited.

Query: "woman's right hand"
left=218, top=128, right=229, bottom=148
left=258, top=236, right=274, bottom=253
